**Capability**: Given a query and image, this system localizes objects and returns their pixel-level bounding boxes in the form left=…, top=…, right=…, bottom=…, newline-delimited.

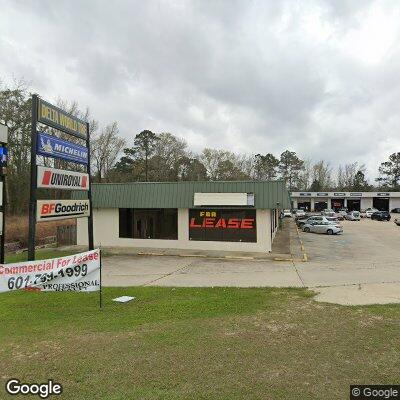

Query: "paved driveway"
left=103, top=255, right=302, bottom=287
left=102, top=217, right=400, bottom=304
left=297, top=218, right=400, bottom=287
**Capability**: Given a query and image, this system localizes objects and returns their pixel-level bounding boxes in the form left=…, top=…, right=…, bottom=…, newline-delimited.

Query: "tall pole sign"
left=0, top=124, right=8, bottom=264
left=28, top=95, right=93, bottom=261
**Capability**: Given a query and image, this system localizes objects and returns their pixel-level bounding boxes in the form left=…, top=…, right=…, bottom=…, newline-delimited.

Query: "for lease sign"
left=0, top=249, right=100, bottom=293
left=37, top=199, right=90, bottom=222
left=37, top=166, right=89, bottom=191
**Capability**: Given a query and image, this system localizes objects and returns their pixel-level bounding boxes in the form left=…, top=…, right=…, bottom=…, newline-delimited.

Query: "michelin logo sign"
left=37, top=132, right=88, bottom=165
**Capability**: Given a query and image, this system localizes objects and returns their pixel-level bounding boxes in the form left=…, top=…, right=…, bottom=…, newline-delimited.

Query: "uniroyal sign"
left=37, top=200, right=90, bottom=222
left=37, top=166, right=89, bottom=191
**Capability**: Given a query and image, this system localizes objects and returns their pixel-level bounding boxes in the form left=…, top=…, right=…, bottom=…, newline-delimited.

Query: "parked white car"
left=344, top=211, right=361, bottom=221
left=302, top=221, right=343, bottom=235
left=293, top=209, right=306, bottom=218
left=282, top=209, right=292, bottom=217
left=297, top=215, right=334, bottom=228
left=322, top=211, right=336, bottom=218
left=365, top=208, right=378, bottom=218
left=321, top=209, right=335, bottom=215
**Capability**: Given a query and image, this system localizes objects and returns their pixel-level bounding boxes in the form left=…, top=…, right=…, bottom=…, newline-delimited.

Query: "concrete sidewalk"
left=103, top=255, right=303, bottom=288
left=102, top=254, right=400, bottom=305
left=70, top=218, right=400, bottom=305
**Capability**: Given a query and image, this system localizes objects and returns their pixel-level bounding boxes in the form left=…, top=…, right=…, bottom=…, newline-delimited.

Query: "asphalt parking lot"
left=300, top=217, right=400, bottom=265
left=297, top=216, right=400, bottom=304
left=102, top=216, right=400, bottom=304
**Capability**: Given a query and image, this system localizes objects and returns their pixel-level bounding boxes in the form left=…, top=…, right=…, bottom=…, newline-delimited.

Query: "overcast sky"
left=1, top=0, right=400, bottom=181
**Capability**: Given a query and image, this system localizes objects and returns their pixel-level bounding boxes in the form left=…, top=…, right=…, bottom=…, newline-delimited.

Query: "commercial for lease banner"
left=37, top=98, right=88, bottom=139
left=37, top=166, right=89, bottom=191
left=37, top=132, right=88, bottom=164
left=0, top=249, right=100, bottom=293
left=37, top=199, right=90, bottom=222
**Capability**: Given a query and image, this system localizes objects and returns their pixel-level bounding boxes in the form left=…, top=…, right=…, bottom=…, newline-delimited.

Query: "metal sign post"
left=86, top=122, right=94, bottom=250
left=28, top=95, right=38, bottom=261
left=0, top=123, right=8, bottom=264
left=28, top=95, right=93, bottom=261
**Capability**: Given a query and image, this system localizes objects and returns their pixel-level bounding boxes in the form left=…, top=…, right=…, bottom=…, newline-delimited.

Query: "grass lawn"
left=4, top=247, right=113, bottom=264
left=1, top=287, right=399, bottom=400
left=5, top=248, right=78, bottom=264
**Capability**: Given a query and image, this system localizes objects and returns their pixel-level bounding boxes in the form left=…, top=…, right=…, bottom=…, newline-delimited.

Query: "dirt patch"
left=6, top=214, right=75, bottom=247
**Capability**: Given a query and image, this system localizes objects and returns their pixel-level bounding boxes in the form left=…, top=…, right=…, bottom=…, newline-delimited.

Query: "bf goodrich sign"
left=36, top=200, right=90, bottom=222
left=37, top=166, right=89, bottom=191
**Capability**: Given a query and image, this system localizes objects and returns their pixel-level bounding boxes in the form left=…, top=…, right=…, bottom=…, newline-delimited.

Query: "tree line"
left=1, top=80, right=399, bottom=214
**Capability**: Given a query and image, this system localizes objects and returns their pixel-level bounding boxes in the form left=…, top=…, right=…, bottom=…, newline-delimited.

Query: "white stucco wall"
left=77, top=208, right=273, bottom=253
left=361, top=198, right=373, bottom=209
left=390, top=198, right=400, bottom=209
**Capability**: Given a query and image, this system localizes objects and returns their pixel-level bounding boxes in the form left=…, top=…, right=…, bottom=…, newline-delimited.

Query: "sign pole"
left=0, top=169, right=5, bottom=264
left=28, top=95, right=38, bottom=261
left=86, top=122, right=94, bottom=251
left=99, top=249, right=103, bottom=309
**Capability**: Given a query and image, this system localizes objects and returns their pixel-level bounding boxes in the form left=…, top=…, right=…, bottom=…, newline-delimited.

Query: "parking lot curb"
left=295, top=224, right=309, bottom=262
left=138, top=252, right=164, bottom=256
left=136, top=251, right=279, bottom=262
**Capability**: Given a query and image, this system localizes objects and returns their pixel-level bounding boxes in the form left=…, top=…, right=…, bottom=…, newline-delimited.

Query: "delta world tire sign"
left=37, top=200, right=90, bottom=222
left=37, top=166, right=89, bottom=191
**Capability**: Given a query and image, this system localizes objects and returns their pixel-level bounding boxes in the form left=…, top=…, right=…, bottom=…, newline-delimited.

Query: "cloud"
left=1, top=0, right=400, bottom=182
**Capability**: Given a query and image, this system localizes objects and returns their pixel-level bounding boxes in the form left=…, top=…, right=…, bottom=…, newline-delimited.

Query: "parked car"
left=335, top=213, right=345, bottom=221
left=338, top=208, right=348, bottom=216
left=293, top=209, right=306, bottom=218
left=394, top=218, right=400, bottom=226
left=321, top=211, right=336, bottom=217
left=371, top=211, right=391, bottom=221
left=297, top=215, right=332, bottom=228
left=321, top=209, right=334, bottom=215
left=365, top=208, right=379, bottom=218
left=391, top=208, right=400, bottom=213
left=344, top=211, right=361, bottom=221
left=302, top=221, right=343, bottom=235
left=325, top=216, right=339, bottom=223
left=282, top=209, right=292, bottom=217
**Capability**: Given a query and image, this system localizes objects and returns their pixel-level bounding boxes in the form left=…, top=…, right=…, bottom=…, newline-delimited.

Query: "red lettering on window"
left=240, top=219, right=254, bottom=229
left=189, top=218, right=201, bottom=228
left=227, top=218, right=240, bottom=228
left=214, top=218, right=227, bottom=228
left=204, top=217, right=215, bottom=228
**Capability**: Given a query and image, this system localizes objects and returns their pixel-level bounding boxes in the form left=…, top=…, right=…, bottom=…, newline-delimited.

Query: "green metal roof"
left=75, top=181, right=290, bottom=209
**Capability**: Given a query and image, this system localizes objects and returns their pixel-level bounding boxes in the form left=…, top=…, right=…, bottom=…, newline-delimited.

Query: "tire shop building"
left=291, top=191, right=400, bottom=212
left=75, top=181, right=290, bottom=253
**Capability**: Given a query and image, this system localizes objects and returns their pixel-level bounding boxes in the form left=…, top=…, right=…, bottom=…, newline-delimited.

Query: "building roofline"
left=91, top=180, right=286, bottom=186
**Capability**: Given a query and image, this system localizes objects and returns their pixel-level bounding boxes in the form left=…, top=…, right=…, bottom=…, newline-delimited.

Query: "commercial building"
left=76, top=181, right=290, bottom=253
left=291, top=191, right=400, bottom=212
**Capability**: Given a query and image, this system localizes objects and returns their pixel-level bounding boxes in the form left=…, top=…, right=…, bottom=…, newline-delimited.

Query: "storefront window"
left=189, top=209, right=256, bottom=242
left=119, top=208, right=178, bottom=240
